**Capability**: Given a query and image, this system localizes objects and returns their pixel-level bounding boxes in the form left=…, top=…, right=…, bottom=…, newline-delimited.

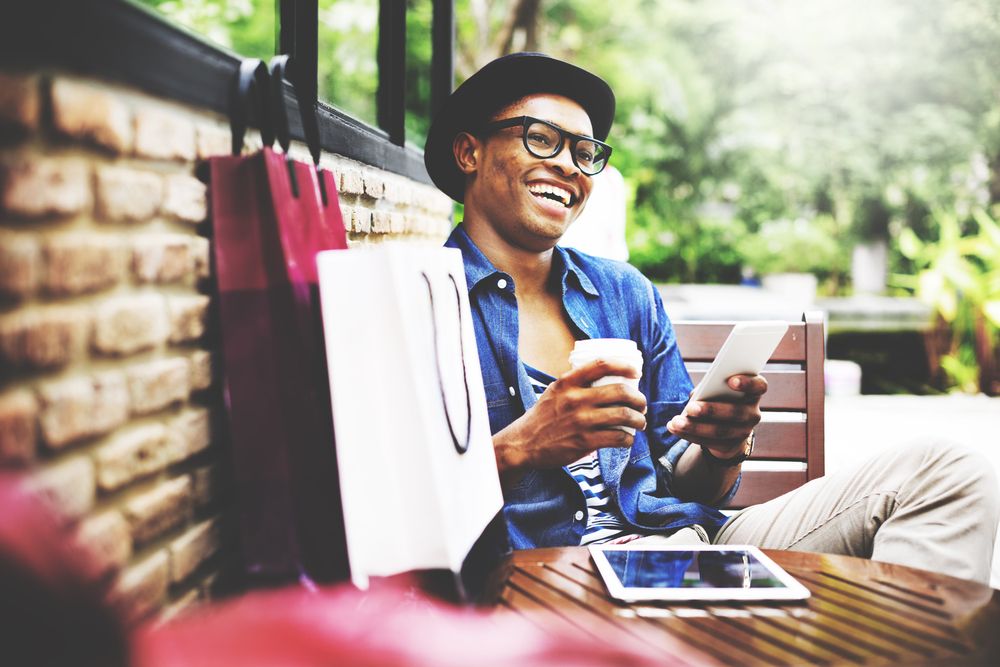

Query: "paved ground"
left=825, top=394, right=1000, bottom=588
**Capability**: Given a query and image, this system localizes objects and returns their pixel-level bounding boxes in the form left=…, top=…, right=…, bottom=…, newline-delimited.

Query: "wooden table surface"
left=486, top=547, right=999, bottom=666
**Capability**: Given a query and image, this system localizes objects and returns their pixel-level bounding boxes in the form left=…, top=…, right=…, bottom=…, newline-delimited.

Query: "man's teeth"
left=527, top=183, right=573, bottom=207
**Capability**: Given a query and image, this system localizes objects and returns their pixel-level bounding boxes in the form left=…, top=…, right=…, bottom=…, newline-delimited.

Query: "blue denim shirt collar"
left=447, top=223, right=600, bottom=298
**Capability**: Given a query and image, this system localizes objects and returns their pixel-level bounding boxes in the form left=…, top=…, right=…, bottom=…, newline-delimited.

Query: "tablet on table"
left=589, top=544, right=811, bottom=602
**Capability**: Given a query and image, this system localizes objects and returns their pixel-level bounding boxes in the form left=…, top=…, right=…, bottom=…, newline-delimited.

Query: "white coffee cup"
left=568, top=338, right=643, bottom=435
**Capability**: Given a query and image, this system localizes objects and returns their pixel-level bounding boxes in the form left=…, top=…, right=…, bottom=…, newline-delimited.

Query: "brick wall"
left=0, top=70, right=454, bottom=623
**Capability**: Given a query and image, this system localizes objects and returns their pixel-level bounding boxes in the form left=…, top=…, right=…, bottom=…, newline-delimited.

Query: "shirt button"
left=496, top=278, right=508, bottom=290
left=508, top=386, right=516, bottom=397
left=574, top=510, right=585, bottom=521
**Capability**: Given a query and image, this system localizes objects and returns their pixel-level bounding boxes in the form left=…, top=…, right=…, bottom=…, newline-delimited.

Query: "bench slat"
left=752, top=420, right=807, bottom=460
left=727, top=470, right=808, bottom=509
left=686, top=370, right=807, bottom=410
left=674, top=322, right=807, bottom=362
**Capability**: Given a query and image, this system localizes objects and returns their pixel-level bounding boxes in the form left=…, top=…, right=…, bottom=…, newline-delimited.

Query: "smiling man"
left=424, top=53, right=998, bottom=584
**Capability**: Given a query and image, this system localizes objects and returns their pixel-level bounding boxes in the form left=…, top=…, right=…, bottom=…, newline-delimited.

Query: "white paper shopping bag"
left=316, top=245, right=504, bottom=589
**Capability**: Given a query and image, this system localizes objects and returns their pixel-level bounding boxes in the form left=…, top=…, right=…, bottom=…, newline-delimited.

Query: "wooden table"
left=486, top=547, right=999, bottom=666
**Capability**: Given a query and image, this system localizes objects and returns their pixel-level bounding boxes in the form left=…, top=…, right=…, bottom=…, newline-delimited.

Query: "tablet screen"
left=603, top=548, right=784, bottom=589
left=590, top=545, right=811, bottom=601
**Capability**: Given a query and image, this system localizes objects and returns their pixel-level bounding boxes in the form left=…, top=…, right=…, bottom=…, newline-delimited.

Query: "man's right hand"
left=492, top=360, right=647, bottom=479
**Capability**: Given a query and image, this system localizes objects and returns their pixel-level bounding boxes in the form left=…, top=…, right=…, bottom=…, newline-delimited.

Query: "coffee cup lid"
left=572, top=338, right=639, bottom=355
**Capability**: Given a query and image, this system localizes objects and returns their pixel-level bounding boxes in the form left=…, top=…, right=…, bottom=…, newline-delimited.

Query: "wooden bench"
left=674, top=312, right=826, bottom=508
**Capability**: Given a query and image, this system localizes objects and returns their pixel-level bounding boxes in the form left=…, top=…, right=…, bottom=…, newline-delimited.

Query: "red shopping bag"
left=208, top=59, right=348, bottom=584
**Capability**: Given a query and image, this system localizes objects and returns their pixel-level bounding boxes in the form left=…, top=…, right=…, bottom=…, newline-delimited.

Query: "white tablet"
left=589, top=544, right=811, bottom=602
left=689, top=321, right=789, bottom=401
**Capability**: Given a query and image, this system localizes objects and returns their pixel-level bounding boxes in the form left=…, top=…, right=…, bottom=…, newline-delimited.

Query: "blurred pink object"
left=134, top=583, right=668, bottom=667
left=0, top=473, right=129, bottom=667
left=1, top=472, right=672, bottom=667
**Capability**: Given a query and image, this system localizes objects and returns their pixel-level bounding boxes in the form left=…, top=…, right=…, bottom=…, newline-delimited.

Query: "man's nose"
left=544, top=139, right=579, bottom=175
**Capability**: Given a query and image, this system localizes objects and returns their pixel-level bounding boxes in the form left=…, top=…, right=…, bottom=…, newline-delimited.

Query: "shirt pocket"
left=647, top=399, right=687, bottom=427
left=485, top=381, right=514, bottom=409
left=485, top=381, right=519, bottom=435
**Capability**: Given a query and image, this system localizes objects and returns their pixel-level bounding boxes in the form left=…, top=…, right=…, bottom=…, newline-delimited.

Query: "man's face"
left=462, top=93, right=596, bottom=251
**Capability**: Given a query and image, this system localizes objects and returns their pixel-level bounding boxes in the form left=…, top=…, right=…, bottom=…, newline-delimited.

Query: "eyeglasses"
left=479, top=115, right=612, bottom=176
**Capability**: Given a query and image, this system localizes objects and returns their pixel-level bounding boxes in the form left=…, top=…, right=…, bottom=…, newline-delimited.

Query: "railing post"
left=377, top=0, right=406, bottom=145
left=431, top=0, right=455, bottom=117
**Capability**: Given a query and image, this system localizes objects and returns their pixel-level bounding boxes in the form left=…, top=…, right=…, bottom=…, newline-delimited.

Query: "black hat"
left=424, top=52, right=616, bottom=203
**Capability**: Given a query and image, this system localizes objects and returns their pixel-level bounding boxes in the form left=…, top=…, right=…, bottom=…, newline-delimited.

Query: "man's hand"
left=667, top=374, right=766, bottom=459
left=493, top=360, right=647, bottom=478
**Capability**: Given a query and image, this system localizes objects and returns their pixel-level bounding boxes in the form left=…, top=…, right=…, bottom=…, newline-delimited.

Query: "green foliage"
left=135, top=0, right=276, bottom=59
left=892, top=207, right=1000, bottom=391
left=629, top=209, right=748, bottom=284
left=741, top=216, right=848, bottom=277
left=317, top=0, right=380, bottom=126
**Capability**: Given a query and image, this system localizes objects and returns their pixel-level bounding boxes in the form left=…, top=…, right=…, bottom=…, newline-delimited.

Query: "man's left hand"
left=666, top=374, right=766, bottom=459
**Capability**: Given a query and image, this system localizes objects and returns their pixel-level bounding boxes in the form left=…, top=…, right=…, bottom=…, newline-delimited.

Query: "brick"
left=190, top=464, right=220, bottom=509
left=95, top=423, right=178, bottom=492
left=161, top=174, right=206, bottom=223
left=37, top=372, right=129, bottom=449
left=112, top=551, right=169, bottom=623
left=132, top=235, right=192, bottom=284
left=199, top=569, right=223, bottom=600
left=401, top=214, right=415, bottom=234
left=42, top=234, right=126, bottom=296
left=427, top=190, right=454, bottom=217
left=160, top=589, right=201, bottom=623
left=124, top=475, right=191, bottom=545
left=50, top=78, right=133, bottom=153
left=362, top=170, right=385, bottom=199
left=0, top=72, right=40, bottom=131
left=0, top=157, right=91, bottom=218
left=127, top=357, right=189, bottom=415
left=169, top=519, right=220, bottom=583
left=389, top=212, right=406, bottom=234
left=190, top=236, right=211, bottom=280
left=0, top=389, right=37, bottom=464
left=187, top=350, right=213, bottom=391
left=27, top=456, right=95, bottom=519
left=196, top=124, right=231, bottom=160
left=0, top=230, right=39, bottom=298
left=74, top=510, right=132, bottom=574
left=371, top=210, right=391, bottom=233
left=0, top=305, right=88, bottom=370
left=95, top=165, right=163, bottom=223
left=384, top=180, right=412, bottom=205
left=134, top=106, right=196, bottom=162
left=168, top=407, right=211, bottom=460
left=166, top=294, right=209, bottom=344
left=92, top=294, right=169, bottom=356
left=240, top=129, right=263, bottom=153
left=339, top=167, right=364, bottom=195
left=349, top=206, right=372, bottom=234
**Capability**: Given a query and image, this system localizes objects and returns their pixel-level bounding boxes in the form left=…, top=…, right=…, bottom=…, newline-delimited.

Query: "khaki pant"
left=641, top=441, right=1000, bottom=585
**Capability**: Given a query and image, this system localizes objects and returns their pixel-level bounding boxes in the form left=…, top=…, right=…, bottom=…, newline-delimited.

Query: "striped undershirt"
left=524, top=363, right=644, bottom=546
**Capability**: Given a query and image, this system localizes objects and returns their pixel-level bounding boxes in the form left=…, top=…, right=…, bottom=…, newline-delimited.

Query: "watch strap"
left=700, top=430, right=755, bottom=468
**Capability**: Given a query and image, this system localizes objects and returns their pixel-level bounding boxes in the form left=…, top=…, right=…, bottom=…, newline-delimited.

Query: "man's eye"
left=527, top=133, right=552, bottom=146
left=577, top=150, right=594, bottom=163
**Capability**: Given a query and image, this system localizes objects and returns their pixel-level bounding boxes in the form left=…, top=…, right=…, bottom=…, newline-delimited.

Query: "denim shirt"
left=446, top=225, right=733, bottom=549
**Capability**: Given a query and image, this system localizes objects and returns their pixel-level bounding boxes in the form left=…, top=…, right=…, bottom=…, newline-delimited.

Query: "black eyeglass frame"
left=478, top=115, right=613, bottom=176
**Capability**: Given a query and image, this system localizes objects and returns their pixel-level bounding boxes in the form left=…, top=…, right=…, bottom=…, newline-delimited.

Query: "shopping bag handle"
left=269, top=55, right=330, bottom=205
left=421, top=272, right=473, bottom=455
left=229, top=58, right=274, bottom=155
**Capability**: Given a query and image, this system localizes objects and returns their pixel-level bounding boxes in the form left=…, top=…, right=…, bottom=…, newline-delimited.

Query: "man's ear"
left=453, top=131, right=480, bottom=175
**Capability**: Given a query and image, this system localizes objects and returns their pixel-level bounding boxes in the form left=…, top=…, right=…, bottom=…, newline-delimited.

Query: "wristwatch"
left=700, top=430, right=755, bottom=468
